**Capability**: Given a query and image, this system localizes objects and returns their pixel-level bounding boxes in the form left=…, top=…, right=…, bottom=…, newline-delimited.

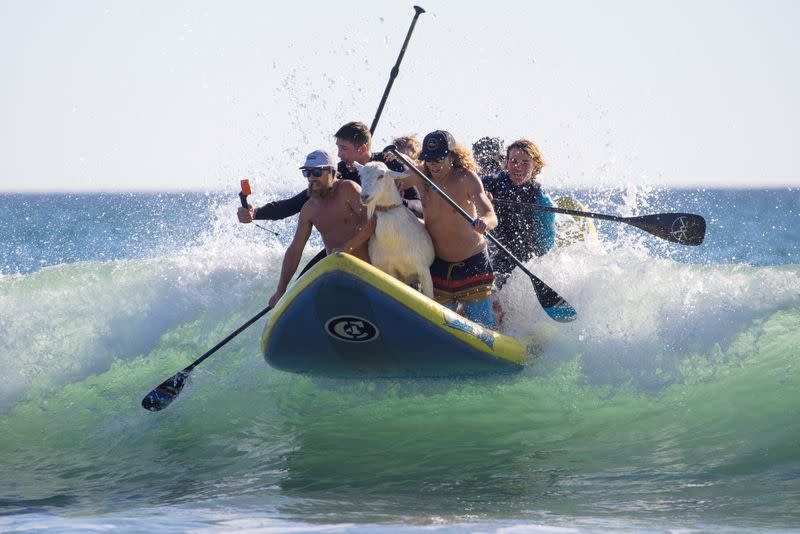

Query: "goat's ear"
left=353, top=162, right=364, bottom=171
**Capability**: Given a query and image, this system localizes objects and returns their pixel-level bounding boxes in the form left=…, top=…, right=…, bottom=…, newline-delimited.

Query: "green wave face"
left=2, top=256, right=799, bottom=527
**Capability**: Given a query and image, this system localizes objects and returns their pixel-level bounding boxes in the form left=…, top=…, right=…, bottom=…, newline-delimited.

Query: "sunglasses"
left=302, top=168, right=330, bottom=178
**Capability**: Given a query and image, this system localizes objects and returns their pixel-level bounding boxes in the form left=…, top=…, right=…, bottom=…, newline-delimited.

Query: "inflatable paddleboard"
left=261, top=253, right=529, bottom=378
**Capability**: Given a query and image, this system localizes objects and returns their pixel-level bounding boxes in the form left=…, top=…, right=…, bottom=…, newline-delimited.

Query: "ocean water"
left=1, top=187, right=799, bottom=533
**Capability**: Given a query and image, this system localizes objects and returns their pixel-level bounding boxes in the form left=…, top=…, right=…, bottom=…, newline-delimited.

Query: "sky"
left=1, top=0, right=798, bottom=192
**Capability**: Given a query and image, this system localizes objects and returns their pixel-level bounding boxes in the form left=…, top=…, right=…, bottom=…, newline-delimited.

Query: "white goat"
left=355, top=161, right=435, bottom=298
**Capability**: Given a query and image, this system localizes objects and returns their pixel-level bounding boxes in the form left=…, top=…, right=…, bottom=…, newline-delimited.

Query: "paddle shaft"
left=146, top=8, right=427, bottom=411
left=492, top=198, right=706, bottom=246
left=370, top=6, right=425, bottom=135
left=387, top=147, right=575, bottom=320
left=183, top=305, right=272, bottom=374
left=494, top=197, right=671, bottom=224
left=141, top=305, right=272, bottom=411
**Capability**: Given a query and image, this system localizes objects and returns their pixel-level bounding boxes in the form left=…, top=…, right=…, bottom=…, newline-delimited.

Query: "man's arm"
left=401, top=186, right=423, bottom=218
left=333, top=181, right=373, bottom=255
left=335, top=216, right=377, bottom=255
left=254, top=189, right=309, bottom=220
left=341, top=179, right=368, bottom=221
left=394, top=165, right=424, bottom=192
left=268, top=206, right=313, bottom=306
left=468, top=172, right=498, bottom=235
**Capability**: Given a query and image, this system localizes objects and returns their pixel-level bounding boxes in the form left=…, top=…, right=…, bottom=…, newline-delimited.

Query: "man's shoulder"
left=452, top=167, right=483, bottom=189
left=299, top=195, right=317, bottom=218
left=333, top=179, right=361, bottom=200
left=335, top=178, right=360, bottom=191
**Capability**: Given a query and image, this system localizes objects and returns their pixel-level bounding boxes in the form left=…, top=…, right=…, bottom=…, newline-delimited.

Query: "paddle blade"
left=141, top=371, right=189, bottom=412
left=627, top=213, right=706, bottom=246
left=530, top=275, right=577, bottom=322
left=543, top=298, right=578, bottom=322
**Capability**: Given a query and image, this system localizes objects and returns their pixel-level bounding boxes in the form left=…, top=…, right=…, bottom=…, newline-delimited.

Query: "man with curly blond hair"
left=398, top=130, right=498, bottom=328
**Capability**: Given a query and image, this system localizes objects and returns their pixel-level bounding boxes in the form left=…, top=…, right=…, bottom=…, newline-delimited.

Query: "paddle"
left=493, top=198, right=706, bottom=246
left=141, top=305, right=272, bottom=412
left=386, top=146, right=577, bottom=323
left=144, top=10, right=428, bottom=412
left=370, top=5, right=426, bottom=135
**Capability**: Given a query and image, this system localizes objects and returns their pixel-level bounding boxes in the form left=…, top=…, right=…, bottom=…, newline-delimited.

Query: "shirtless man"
left=239, top=122, right=421, bottom=275
left=399, top=130, right=499, bottom=328
left=267, top=150, right=369, bottom=307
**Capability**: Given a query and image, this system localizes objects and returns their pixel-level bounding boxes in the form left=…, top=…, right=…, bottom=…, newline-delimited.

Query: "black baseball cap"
left=419, top=130, right=456, bottom=161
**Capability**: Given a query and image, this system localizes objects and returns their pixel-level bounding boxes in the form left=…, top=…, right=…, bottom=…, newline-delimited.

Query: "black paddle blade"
left=141, top=371, right=189, bottom=412
left=627, top=213, right=706, bottom=246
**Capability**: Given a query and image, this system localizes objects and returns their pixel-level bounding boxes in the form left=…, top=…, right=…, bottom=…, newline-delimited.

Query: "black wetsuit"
left=253, top=153, right=421, bottom=274
left=482, top=171, right=556, bottom=289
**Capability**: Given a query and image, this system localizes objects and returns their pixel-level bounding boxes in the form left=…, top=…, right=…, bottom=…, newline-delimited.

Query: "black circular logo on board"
left=324, top=316, right=379, bottom=343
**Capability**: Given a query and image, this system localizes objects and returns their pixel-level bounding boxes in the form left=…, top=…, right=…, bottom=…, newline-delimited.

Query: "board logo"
left=325, top=316, right=379, bottom=343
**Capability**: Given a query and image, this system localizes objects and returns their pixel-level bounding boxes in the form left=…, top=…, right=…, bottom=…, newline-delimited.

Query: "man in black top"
left=237, top=121, right=421, bottom=223
left=237, top=121, right=421, bottom=273
left=482, top=139, right=556, bottom=290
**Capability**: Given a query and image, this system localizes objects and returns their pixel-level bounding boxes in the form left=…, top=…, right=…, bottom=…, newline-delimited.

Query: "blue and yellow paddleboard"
left=261, top=253, right=529, bottom=378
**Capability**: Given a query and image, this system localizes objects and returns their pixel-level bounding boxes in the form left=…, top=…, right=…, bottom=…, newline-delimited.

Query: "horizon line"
left=1, top=184, right=798, bottom=194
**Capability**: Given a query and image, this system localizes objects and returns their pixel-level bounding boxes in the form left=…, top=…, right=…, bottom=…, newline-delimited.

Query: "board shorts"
left=430, top=250, right=495, bottom=328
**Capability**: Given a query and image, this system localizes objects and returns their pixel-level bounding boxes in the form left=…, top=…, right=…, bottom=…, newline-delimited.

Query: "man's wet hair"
left=335, top=121, right=371, bottom=148
left=392, top=135, right=422, bottom=159
left=506, top=139, right=546, bottom=169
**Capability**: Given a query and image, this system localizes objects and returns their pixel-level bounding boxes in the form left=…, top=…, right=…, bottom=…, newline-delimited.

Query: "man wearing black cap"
left=398, top=130, right=499, bottom=328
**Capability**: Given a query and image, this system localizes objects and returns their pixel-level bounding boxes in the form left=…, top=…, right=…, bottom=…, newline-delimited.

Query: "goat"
left=354, top=161, right=435, bottom=298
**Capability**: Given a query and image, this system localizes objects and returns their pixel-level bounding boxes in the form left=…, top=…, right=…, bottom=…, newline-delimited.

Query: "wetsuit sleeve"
left=253, top=189, right=309, bottom=220
left=401, top=186, right=423, bottom=218
left=529, top=190, right=556, bottom=256
left=372, top=151, right=410, bottom=173
left=402, top=186, right=420, bottom=201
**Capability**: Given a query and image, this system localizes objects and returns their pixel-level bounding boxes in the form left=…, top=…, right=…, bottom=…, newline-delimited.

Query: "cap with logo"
left=419, top=130, right=456, bottom=162
left=299, top=150, right=336, bottom=169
